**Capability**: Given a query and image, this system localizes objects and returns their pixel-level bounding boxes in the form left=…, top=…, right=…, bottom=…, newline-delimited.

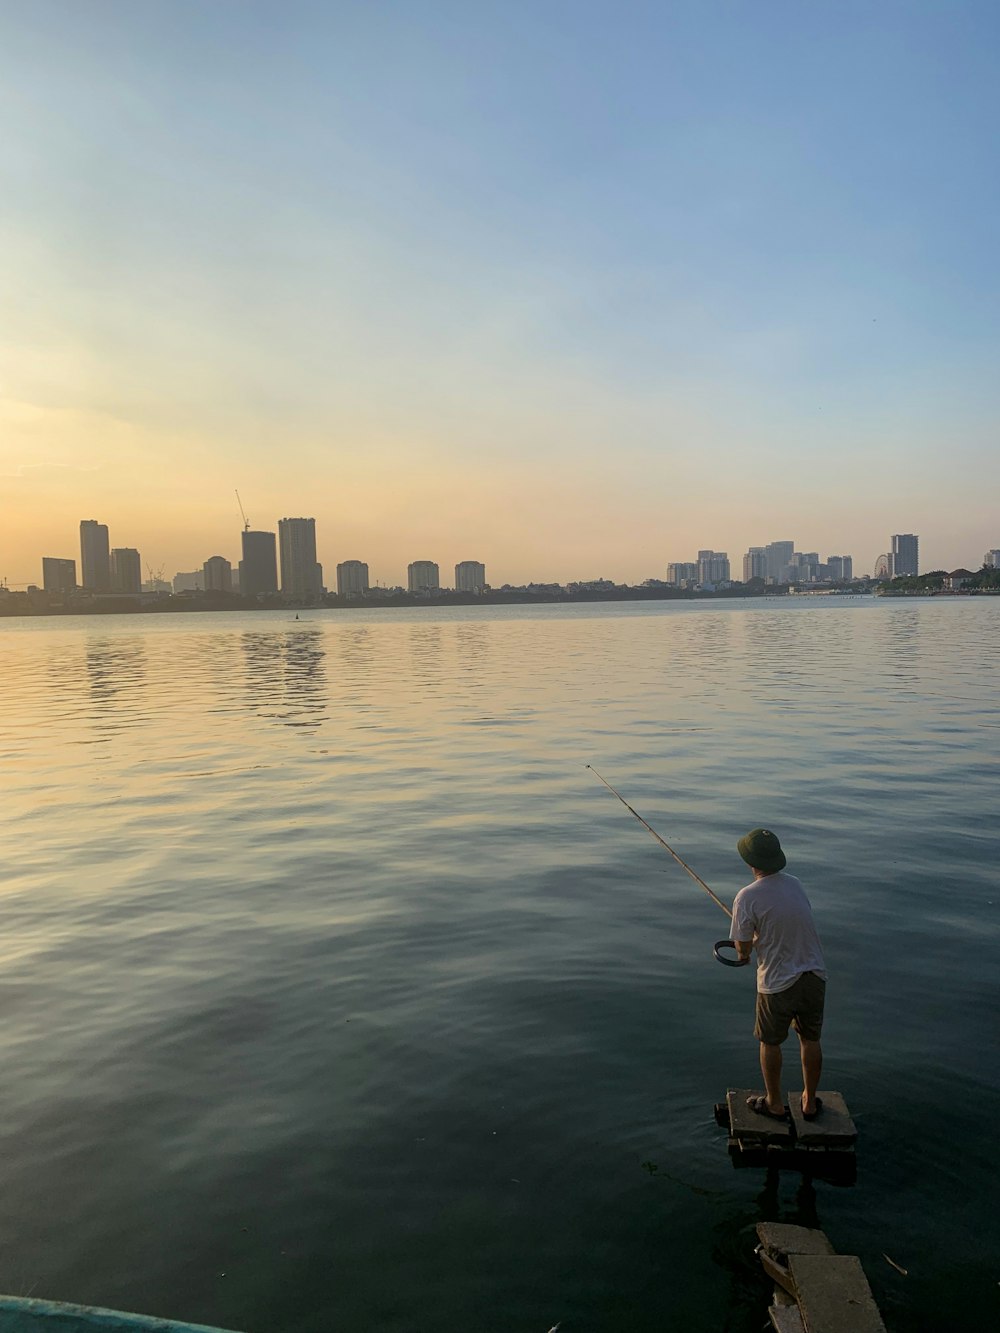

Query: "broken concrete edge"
left=756, top=1222, right=836, bottom=1257
left=754, top=1225, right=888, bottom=1333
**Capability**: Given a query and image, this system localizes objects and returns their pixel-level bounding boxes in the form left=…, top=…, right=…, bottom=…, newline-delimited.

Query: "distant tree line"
left=878, top=565, right=1000, bottom=593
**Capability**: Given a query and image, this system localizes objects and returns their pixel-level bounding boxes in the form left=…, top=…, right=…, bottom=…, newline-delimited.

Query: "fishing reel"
left=714, top=939, right=749, bottom=967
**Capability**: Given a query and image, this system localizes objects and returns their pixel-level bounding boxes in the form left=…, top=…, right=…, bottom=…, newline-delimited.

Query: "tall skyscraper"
left=80, top=520, right=110, bottom=592
left=455, top=561, right=486, bottom=593
left=42, top=557, right=76, bottom=593
left=765, top=540, right=794, bottom=584
left=827, top=555, right=853, bottom=581
left=787, top=552, right=820, bottom=583
left=985, top=550, right=1000, bottom=569
left=408, top=561, right=440, bottom=592
left=203, top=556, right=233, bottom=592
left=278, top=517, right=323, bottom=601
left=890, top=534, right=919, bottom=577
left=697, top=550, right=730, bottom=584
left=110, top=548, right=142, bottom=594
left=743, top=547, right=767, bottom=582
left=240, top=531, right=278, bottom=598
left=336, top=560, right=369, bottom=597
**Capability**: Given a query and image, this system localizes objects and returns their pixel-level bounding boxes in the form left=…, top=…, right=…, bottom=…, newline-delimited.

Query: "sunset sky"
left=3, top=1, right=999, bottom=587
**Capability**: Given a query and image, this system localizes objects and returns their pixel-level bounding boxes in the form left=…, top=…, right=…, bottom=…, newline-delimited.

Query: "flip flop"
left=746, top=1094, right=788, bottom=1121
left=801, top=1096, right=824, bottom=1121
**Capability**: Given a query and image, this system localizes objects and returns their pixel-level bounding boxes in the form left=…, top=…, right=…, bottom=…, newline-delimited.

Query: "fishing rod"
left=586, top=765, right=747, bottom=966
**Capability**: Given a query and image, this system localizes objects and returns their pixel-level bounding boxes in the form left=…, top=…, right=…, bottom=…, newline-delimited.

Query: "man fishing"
left=731, top=828, right=827, bottom=1121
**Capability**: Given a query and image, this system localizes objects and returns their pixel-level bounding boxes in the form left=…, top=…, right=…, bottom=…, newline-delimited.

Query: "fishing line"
left=586, top=765, right=731, bottom=918
left=586, top=765, right=748, bottom=967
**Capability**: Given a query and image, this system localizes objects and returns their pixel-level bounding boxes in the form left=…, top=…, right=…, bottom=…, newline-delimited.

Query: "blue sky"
left=2, top=1, right=998, bottom=584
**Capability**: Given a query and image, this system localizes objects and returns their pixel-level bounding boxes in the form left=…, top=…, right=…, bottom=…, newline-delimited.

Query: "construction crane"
left=236, top=489, right=250, bottom=532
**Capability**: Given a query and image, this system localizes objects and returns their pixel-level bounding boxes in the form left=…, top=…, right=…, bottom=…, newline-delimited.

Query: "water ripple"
left=1, top=598, right=998, bottom=1331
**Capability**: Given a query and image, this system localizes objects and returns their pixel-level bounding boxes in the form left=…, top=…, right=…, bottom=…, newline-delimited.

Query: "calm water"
left=1, top=598, right=997, bottom=1332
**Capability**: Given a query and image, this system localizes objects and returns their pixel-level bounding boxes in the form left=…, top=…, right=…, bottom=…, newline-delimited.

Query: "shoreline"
left=0, top=585, right=882, bottom=619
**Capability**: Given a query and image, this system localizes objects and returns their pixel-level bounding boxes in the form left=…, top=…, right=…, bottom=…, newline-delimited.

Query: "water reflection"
left=336, top=626, right=375, bottom=698
left=454, top=623, right=490, bottom=709
left=408, top=623, right=444, bottom=697
left=196, top=632, right=241, bottom=708
left=687, top=612, right=733, bottom=693
left=454, top=622, right=490, bottom=675
left=878, top=606, right=922, bottom=691
left=241, top=628, right=327, bottom=731
left=1, top=601, right=997, bottom=1333
left=82, top=636, right=148, bottom=742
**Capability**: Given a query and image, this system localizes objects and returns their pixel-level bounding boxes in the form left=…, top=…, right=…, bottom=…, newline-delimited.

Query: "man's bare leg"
left=799, top=1038, right=822, bottom=1115
left=759, top=1041, right=784, bottom=1114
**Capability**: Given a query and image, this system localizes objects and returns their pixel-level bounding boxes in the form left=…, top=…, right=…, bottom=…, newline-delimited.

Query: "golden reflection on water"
left=0, top=601, right=998, bottom=1332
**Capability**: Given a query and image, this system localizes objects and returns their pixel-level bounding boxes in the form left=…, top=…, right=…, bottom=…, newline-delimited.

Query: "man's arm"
left=731, top=892, right=755, bottom=962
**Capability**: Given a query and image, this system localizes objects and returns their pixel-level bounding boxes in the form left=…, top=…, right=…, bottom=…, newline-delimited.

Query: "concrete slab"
left=769, top=1305, right=805, bottom=1333
left=788, top=1254, right=887, bottom=1333
left=756, top=1223, right=836, bottom=1258
left=726, top=1088, right=794, bottom=1143
left=787, top=1091, right=858, bottom=1147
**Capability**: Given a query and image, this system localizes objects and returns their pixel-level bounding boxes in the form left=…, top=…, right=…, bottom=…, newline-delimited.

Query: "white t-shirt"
left=731, top=870, right=827, bottom=994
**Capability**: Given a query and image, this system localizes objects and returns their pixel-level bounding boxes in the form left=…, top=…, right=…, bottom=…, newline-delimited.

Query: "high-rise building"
left=697, top=550, right=730, bottom=585
left=667, top=562, right=698, bottom=586
left=110, top=548, right=142, bottom=594
left=336, top=560, right=369, bottom=597
left=278, top=517, right=323, bottom=601
left=827, top=555, right=853, bottom=581
left=743, top=547, right=767, bottom=582
left=786, top=552, right=820, bottom=583
left=173, top=570, right=203, bottom=593
left=203, top=556, right=233, bottom=592
left=890, top=534, right=919, bottom=577
left=765, top=540, right=794, bottom=584
left=80, top=520, right=111, bottom=592
left=985, top=550, right=1000, bottom=569
left=455, top=560, right=486, bottom=593
left=408, top=561, right=440, bottom=593
left=42, top=557, right=76, bottom=593
left=240, top=531, right=278, bottom=598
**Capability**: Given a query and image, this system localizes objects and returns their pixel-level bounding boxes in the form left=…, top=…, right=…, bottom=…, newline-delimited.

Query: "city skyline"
left=4, top=487, right=992, bottom=593
left=27, top=509, right=1000, bottom=595
left=20, top=506, right=1000, bottom=594
left=3, top=5, right=1000, bottom=586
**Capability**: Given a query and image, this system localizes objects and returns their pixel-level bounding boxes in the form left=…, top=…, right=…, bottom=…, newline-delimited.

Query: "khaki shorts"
left=755, top=971, right=826, bottom=1045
